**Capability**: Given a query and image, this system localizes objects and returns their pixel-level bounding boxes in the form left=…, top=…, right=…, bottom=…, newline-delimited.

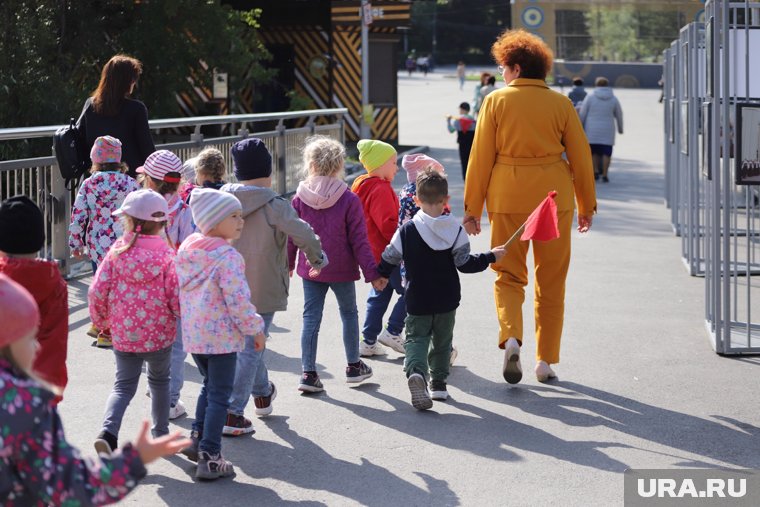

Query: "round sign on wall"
left=522, top=6, right=544, bottom=29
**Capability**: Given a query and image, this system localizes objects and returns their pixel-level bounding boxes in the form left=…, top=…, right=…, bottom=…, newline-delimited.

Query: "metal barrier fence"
left=664, top=1, right=760, bottom=355
left=0, top=108, right=346, bottom=277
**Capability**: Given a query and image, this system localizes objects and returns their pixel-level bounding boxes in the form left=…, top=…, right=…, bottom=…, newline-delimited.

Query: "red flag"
left=520, top=191, right=560, bottom=241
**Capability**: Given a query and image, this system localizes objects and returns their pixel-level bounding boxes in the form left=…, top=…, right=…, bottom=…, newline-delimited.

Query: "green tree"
left=0, top=0, right=272, bottom=157
left=587, top=5, right=642, bottom=62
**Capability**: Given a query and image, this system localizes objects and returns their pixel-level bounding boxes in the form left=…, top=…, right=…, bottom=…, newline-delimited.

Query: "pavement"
left=59, top=71, right=760, bottom=506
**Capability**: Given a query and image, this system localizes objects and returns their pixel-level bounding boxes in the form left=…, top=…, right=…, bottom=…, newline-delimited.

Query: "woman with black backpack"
left=79, top=55, right=155, bottom=178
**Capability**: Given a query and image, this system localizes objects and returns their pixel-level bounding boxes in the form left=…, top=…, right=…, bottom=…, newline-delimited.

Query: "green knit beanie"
left=357, top=139, right=396, bottom=172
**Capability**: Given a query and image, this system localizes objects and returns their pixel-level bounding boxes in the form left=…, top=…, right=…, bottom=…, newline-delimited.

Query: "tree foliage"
left=406, top=0, right=510, bottom=65
left=0, top=0, right=272, bottom=135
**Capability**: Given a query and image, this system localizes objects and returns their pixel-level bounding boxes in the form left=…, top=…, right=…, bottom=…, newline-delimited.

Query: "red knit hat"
left=0, top=274, right=40, bottom=348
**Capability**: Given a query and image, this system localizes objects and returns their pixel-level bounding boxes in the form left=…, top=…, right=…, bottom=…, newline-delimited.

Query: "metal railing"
left=0, top=108, right=346, bottom=277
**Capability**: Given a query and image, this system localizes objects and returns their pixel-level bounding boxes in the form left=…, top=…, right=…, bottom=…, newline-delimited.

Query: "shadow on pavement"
left=226, top=415, right=452, bottom=507
left=454, top=367, right=760, bottom=470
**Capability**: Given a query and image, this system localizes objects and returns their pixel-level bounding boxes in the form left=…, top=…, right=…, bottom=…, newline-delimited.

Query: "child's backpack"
left=53, top=117, right=89, bottom=190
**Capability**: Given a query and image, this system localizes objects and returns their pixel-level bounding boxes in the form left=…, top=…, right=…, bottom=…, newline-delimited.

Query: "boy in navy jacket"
left=378, top=170, right=505, bottom=409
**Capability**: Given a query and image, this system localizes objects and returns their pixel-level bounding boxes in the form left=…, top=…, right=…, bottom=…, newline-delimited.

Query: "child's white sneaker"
left=377, top=328, right=405, bottom=354
left=535, top=361, right=557, bottom=383
left=502, top=337, right=522, bottom=384
left=359, top=340, right=387, bottom=357
left=169, top=399, right=187, bottom=420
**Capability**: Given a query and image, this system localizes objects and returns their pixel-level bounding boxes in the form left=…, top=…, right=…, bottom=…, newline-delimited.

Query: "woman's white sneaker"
left=535, top=361, right=557, bottom=382
left=377, top=328, right=405, bottom=354
left=502, top=337, right=522, bottom=384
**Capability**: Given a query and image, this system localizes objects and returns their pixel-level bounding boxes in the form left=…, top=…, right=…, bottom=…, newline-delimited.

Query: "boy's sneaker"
left=180, top=430, right=200, bottom=462
left=449, top=345, right=458, bottom=366
left=359, top=340, right=387, bottom=357
left=345, top=360, right=373, bottom=384
left=168, top=399, right=187, bottom=420
left=96, top=329, right=112, bottom=348
left=430, top=380, right=448, bottom=401
left=254, top=382, right=277, bottom=416
left=377, top=328, right=405, bottom=354
left=86, top=324, right=99, bottom=338
left=196, top=451, right=235, bottom=480
left=298, top=372, right=324, bottom=393
left=223, top=413, right=255, bottom=436
left=408, top=373, right=433, bottom=410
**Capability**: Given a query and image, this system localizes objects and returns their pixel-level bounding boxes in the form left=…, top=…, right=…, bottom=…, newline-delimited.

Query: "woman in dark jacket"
left=79, top=55, right=155, bottom=177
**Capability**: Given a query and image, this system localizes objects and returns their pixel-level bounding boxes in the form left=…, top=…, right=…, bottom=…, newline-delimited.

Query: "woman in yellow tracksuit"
left=463, top=29, right=596, bottom=384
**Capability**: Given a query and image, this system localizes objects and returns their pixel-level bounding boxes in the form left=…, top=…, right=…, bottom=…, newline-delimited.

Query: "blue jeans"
left=191, top=353, right=237, bottom=455
left=362, top=265, right=406, bottom=343
left=102, top=347, right=171, bottom=439
left=228, top=312, right=274, bottom=416
left=170, top=327, right=186, bottom=406
left=301, top=279, right=360, bottom=372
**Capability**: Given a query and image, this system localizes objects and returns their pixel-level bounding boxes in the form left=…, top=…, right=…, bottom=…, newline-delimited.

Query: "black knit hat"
left=231, top=138, right=273, bottom=181
left=0, top=196, right=45, bottom=254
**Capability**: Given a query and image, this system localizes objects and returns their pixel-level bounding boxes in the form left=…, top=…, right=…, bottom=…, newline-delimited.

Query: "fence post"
left=49, top=151, right=71, bottom=277
left=276, top=120, right=287, bottom=194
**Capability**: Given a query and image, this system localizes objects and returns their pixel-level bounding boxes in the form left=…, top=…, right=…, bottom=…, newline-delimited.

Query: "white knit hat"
left=189, top=188, right=241, bottom=235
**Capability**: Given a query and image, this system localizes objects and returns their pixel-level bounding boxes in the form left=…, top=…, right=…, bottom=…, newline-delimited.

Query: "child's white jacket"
left=176, top=233, right=264, bottom=354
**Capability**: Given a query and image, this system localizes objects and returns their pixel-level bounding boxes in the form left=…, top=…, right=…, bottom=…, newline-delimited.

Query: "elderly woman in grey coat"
left=579, top=76, right=623, bottom=182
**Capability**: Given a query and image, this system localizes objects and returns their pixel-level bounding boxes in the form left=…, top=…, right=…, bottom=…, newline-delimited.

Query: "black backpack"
left=53, top=113, right=89, bottom=190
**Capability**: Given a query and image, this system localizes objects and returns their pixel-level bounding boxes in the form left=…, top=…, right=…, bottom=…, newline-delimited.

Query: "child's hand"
left=253, top=332, right=266, bottom=351
left=133, top=420, right=191, bottom=465
left=372, top=277, right=388, bottom=291
left=308, top=267, right=321, bottom=278
left=491, top=245, right=507, bottom=260
left=72, top=248, right=85, bottom=259
left=289, top=270, right=294, bottom=278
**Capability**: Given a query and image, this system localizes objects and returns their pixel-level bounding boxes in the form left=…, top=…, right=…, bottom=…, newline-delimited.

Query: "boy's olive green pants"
left=403, top=311, right=456, bottom=382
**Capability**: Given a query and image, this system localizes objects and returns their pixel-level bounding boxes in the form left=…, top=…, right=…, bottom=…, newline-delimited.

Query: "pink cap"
left=0, top=274, right=40, bottom=348
left=401, top=153, right=445, bottom=184
left=90, top=136, right=122, bottom=164
left=114, top=189, right=169, bottom=222
left=136, top=150, right=183, bottom=183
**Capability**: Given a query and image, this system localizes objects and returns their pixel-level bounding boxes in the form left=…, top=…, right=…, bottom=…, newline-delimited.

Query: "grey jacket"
left=222, top=183, right=324, bottom=313
left=579, top=87, right=623, bottom=146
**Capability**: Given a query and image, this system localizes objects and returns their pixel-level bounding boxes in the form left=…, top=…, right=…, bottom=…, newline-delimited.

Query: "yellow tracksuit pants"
left=490, top=210, right=573, bottom=364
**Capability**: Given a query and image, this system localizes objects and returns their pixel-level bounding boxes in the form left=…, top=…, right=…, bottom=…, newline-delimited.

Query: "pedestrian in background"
left=447, top=102, right=477, bottom=180
left=567, top=76, right=587, bottom=111
left=580, top=76, right=624, bottom=183
left=456, top=61, right=466, bottom=90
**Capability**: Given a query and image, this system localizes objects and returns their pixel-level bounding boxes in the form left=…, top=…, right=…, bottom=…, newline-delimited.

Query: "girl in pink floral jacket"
left=0, top=274, right=189, bottom=506
left=88, top=189, right=180, bottom=456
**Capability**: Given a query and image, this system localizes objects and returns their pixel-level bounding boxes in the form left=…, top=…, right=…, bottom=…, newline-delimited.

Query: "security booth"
left=700, top=0, right=760, bottom=354
left=225, top=0, right=411, bottom=143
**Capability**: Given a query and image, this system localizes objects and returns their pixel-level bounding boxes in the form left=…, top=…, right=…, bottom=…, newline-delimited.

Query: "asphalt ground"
left=58, top=70, right=760, bottom=506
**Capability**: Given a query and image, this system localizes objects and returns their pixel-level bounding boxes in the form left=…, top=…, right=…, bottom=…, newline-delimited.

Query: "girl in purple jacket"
left=288, top=136, right=388, bottom=393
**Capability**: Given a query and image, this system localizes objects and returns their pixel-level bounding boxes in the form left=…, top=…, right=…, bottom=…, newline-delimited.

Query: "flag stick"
left=502, top=223, right=526, bottom=249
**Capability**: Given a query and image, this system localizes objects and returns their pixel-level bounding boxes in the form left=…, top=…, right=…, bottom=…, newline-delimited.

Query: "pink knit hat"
left=0, top=274, right=40, bottom=348
left=90, top=136, right=122, bottom=164
left=136, top=150, right=183, bottom=183
left=401, top=154, right=445, bottom=184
